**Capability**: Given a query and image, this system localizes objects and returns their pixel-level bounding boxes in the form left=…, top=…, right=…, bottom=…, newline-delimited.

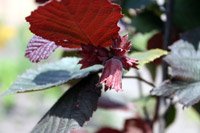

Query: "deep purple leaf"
left=25, top=35, right=58, bottom=63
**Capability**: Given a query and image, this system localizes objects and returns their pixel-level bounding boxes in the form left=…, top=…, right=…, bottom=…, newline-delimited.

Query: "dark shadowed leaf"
left=151, top=40, right=200, bottom=106
left=1, top=57, right=102, bottom=96
left=131, top=10, right=163, bottom=33
left=32, top=74, right=102, bottom=133
left=173, top=0, right=200, bottom=31
left=122, top=0, right=155, bottom=9
left=110, top=0, right=122, bottom=5
left=181, top=27, right=200, bottom=50
left=25, top=35, right=58, bottom=63
left=164, top=105, right=176, bottom=128
left=193, top=102, right=200, bottom=118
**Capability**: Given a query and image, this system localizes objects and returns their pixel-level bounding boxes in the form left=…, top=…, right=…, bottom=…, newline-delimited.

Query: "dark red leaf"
left=35, top=0, right=49, bottom=4
left=25, top=35, right=58, bottom=63
left=26, top=0, right=123, bottom=48
left=123, top=118, right=152, bottom=133
left=147, top=31, right=179, bottom=65
left=147, top=32, right=163, bottom=50
left=78, top=45, right=109, bottom=68
left=96, top=128, right=122, bottom=133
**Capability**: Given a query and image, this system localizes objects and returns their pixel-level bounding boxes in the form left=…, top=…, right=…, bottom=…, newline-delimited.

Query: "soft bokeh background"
left=0, top=0, right=200, bottom=133
left=0, top=0, right=64, bottom=132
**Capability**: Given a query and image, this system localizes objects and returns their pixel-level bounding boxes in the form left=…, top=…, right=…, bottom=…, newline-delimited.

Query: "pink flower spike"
left=99, top=58, right=123, bottom=91
left=121, top=57, right=138, bottom=70
left=112, top=35, right=131, bottom=57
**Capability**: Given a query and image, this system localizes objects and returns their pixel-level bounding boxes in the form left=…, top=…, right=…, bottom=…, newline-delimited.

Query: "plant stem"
left=163, top=0, right=174, bottom=80
left=154, top=0, right=174, bottom=132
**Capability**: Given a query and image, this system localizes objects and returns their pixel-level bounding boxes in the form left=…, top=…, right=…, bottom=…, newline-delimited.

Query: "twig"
left=135, top=72, right=152, bottom=129
left=153, top=97, right=160, bottom=122
left=136, top=72, right=144, bottom=97
left=123, top=75, right=155, bottom=87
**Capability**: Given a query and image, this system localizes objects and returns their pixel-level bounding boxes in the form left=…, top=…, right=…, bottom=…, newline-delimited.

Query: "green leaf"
left=130, top=31, right=156, bottom=51
left=130, top=49, right=168, bottom=68
left=151, top=40, right=200, bottom=106
left=193, top=102, right=200, bottom=118
left=32, top=74, right=101, bottom=133
left=1, top=57, right=102, bottom=96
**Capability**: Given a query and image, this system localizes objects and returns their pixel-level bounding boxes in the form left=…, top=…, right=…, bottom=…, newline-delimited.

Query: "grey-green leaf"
left=32, top=74, right=101, bottom=133
left=2, top=57, right=103, bottom=96
left=151, top=40, right=200, bottom=106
